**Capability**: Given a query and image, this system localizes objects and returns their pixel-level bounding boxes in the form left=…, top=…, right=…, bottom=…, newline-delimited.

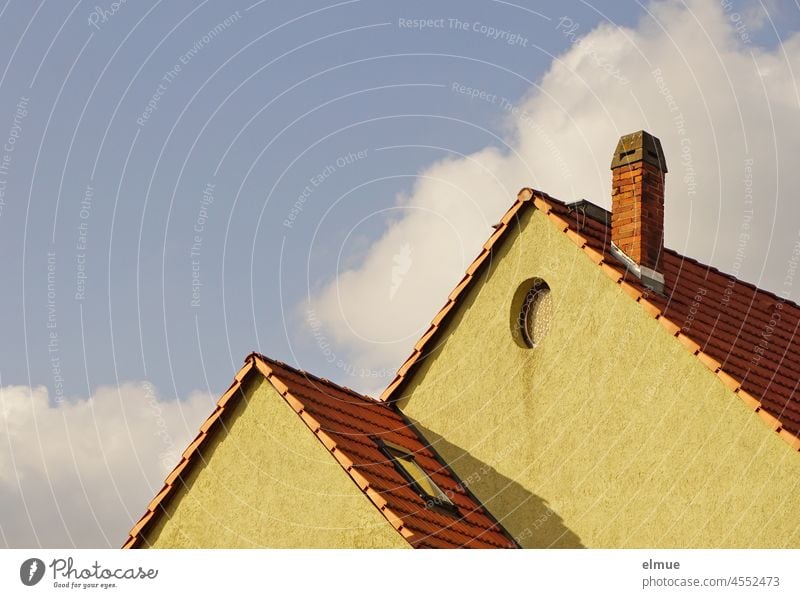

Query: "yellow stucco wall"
left=398, top=204, right=800, bottom=548
left=144, top=375, right=409, bottom=548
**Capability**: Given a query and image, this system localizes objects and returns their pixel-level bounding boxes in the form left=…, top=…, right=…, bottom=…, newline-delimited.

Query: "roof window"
left=380, top=441, right=456, bottom=511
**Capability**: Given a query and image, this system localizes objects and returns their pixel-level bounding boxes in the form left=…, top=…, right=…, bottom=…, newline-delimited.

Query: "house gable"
left=396, top=200, right=800, bottom=548
left=140, top=373, right=409, bottom=548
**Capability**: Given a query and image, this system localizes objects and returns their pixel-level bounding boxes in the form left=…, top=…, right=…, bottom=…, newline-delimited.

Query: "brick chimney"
left=610, top=130, right=667, bottom=292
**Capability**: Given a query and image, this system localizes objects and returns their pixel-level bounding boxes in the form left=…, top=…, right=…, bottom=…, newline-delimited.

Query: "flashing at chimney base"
left=610, top=241, right=665, bottom=295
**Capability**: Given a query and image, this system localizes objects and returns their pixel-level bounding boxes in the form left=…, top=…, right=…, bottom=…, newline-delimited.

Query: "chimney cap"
left=610, top=130, right=668, bottom=173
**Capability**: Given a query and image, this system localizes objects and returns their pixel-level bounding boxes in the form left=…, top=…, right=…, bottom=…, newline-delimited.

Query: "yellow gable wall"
left=398, top=205, right=800, bottom=548
left=144, top=375, right=409, bottom=548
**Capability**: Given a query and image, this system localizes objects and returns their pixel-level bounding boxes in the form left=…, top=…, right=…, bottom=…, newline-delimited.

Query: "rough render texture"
left=143, top=375, right=409, bottom=548
left=397, top=204, right=800, bottom=548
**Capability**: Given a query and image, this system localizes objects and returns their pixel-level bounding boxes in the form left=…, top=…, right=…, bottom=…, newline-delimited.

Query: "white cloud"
left=303, top=0, right=800, bottom=388
left=0, top=383, right=214, bottom=547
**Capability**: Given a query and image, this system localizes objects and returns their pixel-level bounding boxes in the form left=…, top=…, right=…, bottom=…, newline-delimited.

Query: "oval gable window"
left=511, top=278, right=553, bottom=348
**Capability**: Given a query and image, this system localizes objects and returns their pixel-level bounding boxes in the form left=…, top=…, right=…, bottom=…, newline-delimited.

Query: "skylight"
left=381, top=441, right=456, bottom=510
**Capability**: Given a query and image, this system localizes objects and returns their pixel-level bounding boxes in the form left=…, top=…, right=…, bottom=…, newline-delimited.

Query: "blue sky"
left=2, top=0, right=800, bottom=547
left=0, top=0, right=622, bottom=401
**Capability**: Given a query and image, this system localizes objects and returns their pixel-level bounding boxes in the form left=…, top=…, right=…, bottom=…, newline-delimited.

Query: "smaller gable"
left=124, top=354, right=517, bottom=549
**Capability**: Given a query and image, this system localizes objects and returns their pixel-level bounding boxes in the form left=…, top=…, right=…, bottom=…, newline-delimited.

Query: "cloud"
left=302, top=0, right=800, bottom=389
left=0, top=383, right=214, bottom=548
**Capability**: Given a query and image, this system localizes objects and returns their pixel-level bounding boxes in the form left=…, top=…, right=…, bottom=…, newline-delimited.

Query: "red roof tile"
left=124, top=354, right=517, bottom=549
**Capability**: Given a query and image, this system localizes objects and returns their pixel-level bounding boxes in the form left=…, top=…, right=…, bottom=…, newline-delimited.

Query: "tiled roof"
left=124, top=354, right=517, bottom=549
left=381, top=188, right=800, bottom=454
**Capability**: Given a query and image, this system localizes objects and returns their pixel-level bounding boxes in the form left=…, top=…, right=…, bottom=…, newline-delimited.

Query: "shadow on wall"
left=415, top=423, right=584, bottom=549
